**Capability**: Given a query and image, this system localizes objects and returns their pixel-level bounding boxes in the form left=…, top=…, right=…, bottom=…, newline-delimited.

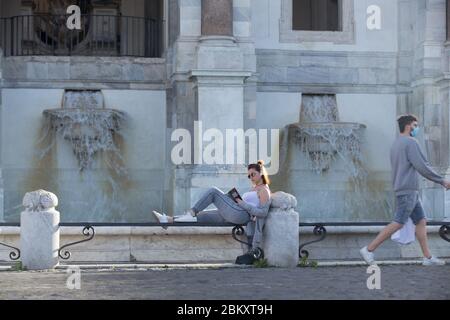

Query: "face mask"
left=410, top=127, right=420, bottom=137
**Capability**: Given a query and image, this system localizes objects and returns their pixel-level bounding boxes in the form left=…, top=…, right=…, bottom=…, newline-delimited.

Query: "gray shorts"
left=393, top=192, right=426, bottom=225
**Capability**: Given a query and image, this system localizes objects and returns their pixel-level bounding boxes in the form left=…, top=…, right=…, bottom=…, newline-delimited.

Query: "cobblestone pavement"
left=0, top=264, right=448, bottom=300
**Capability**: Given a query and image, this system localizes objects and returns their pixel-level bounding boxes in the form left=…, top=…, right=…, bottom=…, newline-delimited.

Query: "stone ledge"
left=1, top=226, right=448, bottom=263
left=3, top=56, right=166, bottom=64
left=2, top=260, right=449, bottom=272
left=2, top=56, right=167, bottom=82
left=1, top=80, right=167, bottom=90
left=56, top=263, right=244, bottom=270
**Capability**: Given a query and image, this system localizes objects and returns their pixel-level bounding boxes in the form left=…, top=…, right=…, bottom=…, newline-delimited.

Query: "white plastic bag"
left=391, top=217, right=416, bottom=245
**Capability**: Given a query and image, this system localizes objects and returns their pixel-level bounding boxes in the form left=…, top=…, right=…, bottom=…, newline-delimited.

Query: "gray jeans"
left=191, top=187, right=265, bottom=249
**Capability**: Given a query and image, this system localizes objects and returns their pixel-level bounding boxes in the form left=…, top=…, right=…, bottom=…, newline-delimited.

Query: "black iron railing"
left=0, top=14, right=163, bottom=57
left=0, top=221, right=449, bottom=262
left=0, top=242, right=20, bottom=261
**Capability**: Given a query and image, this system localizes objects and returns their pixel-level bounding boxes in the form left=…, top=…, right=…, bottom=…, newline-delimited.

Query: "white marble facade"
left=0, top=0, right=449, bottom=225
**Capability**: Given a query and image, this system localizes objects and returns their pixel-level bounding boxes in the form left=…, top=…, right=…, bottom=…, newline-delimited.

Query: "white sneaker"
left=422, top=256, right=446, bottom=266
left=152, top=210, right=169, bottom=223
left=359, top=246, right=375, bottom=265
left=174, top=212, right=197, bottom=223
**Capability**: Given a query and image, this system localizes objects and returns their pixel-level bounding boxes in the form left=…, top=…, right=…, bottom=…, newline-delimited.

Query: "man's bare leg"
left=367, top=222, right=403, bottom=252
left=415, top=218, right=432, bottom=259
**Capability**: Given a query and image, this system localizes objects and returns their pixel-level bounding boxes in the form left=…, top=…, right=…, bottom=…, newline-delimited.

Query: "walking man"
left=360, top=115, right=449, bottom=266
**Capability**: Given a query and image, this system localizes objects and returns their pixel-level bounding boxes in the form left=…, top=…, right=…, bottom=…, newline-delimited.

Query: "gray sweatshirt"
left=390, top=136, right=444, bottom=195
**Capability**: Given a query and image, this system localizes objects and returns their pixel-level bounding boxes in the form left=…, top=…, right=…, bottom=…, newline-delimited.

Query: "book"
left=227, top=187, right=242, bottom=203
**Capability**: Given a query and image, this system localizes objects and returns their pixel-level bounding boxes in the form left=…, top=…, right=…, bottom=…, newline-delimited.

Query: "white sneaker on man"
left=359, top=246, right=375, bottom=265
left=174, top=211, right=197, bottom=223
left=422, top=256, right=446, bottom=266
left=152, top=210, right=169, bottom=223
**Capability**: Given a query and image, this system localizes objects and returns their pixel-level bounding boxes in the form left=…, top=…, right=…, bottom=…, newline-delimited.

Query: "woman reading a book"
left=152, top=160, right=272, bottom=264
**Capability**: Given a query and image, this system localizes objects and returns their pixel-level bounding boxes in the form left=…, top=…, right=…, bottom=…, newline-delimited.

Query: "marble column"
left=194, top=0, right=248, bottom=129
left=171, top=0, right=257, bottom=215
left=167, top=0, right=202, bottom=216
left=193, top=0, right=246, bottom=136
left=179, top=0, right=250, bottom=213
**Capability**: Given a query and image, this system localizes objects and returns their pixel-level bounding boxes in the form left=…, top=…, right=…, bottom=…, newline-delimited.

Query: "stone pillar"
left=20, top=190, right=60, bottom=270
left=169, top=0, right=257, bottom=215
left=184, top=0, right=251, bottom=211
left=201, top=0, right=233, bottom=36
left=262, top=192, right=299, bottom=268
left=194, top=0, right=244, bottom=130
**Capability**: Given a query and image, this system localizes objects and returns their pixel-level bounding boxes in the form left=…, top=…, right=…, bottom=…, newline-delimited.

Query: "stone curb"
left=1, top=259, right=448, bottom=272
